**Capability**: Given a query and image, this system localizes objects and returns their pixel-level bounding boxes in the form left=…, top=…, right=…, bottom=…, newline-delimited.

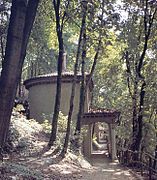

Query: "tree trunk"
left=19, top=0, right=39, bottom=74
left=74, top=47, right=86, bottom=150
left=74, top=0, right=103, bottom=151
left=153, top=145, right=157, bottom=169
left=75, top=2, right=87, bottom=135
left=48, top=0, right=64, bottom=146
left=0, top=0, right=27, bottom=150
left=74, top=3, right=87, bottom=152
left=61, top=5, right=85, bottom=156
left=129, top=3, right=156, bottom=152
left=0, top=0, right=39, bottom=150
left=130, top=78, right=138, bottom=151
left=48, top=49, right=63, bottom=146
left=132, top=80, right=146, bottom=151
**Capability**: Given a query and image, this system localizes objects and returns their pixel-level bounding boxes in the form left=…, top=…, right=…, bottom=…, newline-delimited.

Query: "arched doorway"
left=81, top=109, right=120, bottom=161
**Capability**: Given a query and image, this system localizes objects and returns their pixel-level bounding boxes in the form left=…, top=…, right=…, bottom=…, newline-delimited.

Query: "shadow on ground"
left=80, top=157, right=142, bottom=180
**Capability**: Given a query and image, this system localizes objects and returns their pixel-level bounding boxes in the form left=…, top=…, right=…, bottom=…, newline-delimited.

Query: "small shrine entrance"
left=81, top=110, right=120, bottom=161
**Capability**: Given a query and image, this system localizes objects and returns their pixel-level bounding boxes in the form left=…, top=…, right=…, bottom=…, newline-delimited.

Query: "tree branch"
left=60, top=0, right=70, bottom=33
left=125, top=51, right=133, bottom=98
left=137, top=2, right=157, bottom=77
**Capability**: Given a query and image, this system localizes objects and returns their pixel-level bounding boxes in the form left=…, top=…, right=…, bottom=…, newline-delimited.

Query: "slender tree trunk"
left=60, top=71, right=77, bottom=156
left=153, top=145, right=157, bottom=169
left=132, top=80, right=146, bottom=151
left=85, top=38, right=101, bottom=91
left=0, top=0, right=39, bottom=150
left=131, top=78, right=138, bottom=150
left=61, top=5, right=85, bottom=156
left=48, top=0, right=64, bottom=146
left=74, top=3, right=87, bottom=152
left=153, top=113, right=157, bottom=168
left=31, top=61, right=34, bottom=77
left=75, top=1, right=87, bottom=137
left=48, top=49, right=63, bottom=146
left=84, top=0, right=104, bottom=91
left=61, top=0, right=103, bottom=154
left=74, top=0, right=103, bottom=151
left=128, top=3, right=157, bottom=152
left=74, top=48, right=86, bottom=150
left=131, top=1, right=157, bottom=151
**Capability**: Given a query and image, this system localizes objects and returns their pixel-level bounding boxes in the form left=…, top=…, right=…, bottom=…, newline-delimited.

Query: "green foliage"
left=5, top=109, right=43, bottom=155
left=41, top=111, right=67, bottom=134
left=41, top=111, right=68, bottom=147
left=93, top=32, right=127, bottom=109
left=41, top=119, right=51, bottom=134
left=0, top=162, right=43, bottom=179
left=22, top=0, right=57, bottom=79
left=0, top=1, right=11, bottom=67
left=4, top=0, right=156, bottom=157
left=142, top=122, right=156, bottom=154
left=22, top=0, right=121, bottom=80
left=58, top=111, right=68, bottom=132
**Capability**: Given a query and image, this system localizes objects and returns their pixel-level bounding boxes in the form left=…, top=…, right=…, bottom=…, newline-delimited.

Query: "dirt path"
left=3, top=142, right=144, bottom=180
left=22, top=153, right=143, bottom=180
left=80, top=157, right=143, bottom=180
left=2, top=133, right=143, bottom=180
left=1, top=113, right=143, bottom=179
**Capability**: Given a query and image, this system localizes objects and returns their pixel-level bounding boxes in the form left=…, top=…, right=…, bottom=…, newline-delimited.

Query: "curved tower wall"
left=24, top=74, right=93, bottom=123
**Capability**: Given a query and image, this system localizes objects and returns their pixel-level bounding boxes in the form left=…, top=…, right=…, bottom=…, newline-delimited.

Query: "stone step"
left=91, top=152, right=108, bottom=159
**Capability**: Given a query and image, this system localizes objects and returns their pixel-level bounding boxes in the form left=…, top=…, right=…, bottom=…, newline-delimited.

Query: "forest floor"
left=0, top=110, right=143, bottom=179
left=0, top=136, right=142, bottom=180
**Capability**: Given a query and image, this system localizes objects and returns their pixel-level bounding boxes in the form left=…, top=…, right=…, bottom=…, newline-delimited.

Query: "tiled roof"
left=83, top=108, right=120, bottom=118
left=82, top=109, right=120, bottom=124
left=35, top=72, right=82, bottom=77
left=88, top=108, right=119, bottom=114
left=24, top=72, right=93, bottom=90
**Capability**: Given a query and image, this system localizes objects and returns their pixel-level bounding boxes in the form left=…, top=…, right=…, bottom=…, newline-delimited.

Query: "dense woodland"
left=0, top=0, right=157, bottom=171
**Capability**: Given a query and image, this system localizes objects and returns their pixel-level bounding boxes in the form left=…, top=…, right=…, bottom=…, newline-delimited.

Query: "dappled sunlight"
left=102, top=169, right=115, bottom=172
left=1, top=109, right=140, bottom=179
left=49, top=163, right=81, bottom=174
left=81, top=157, right=139, bottom=180
left=114, top=170, right=131, bottom=176
left=61, top=170, right=72, bottom=175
